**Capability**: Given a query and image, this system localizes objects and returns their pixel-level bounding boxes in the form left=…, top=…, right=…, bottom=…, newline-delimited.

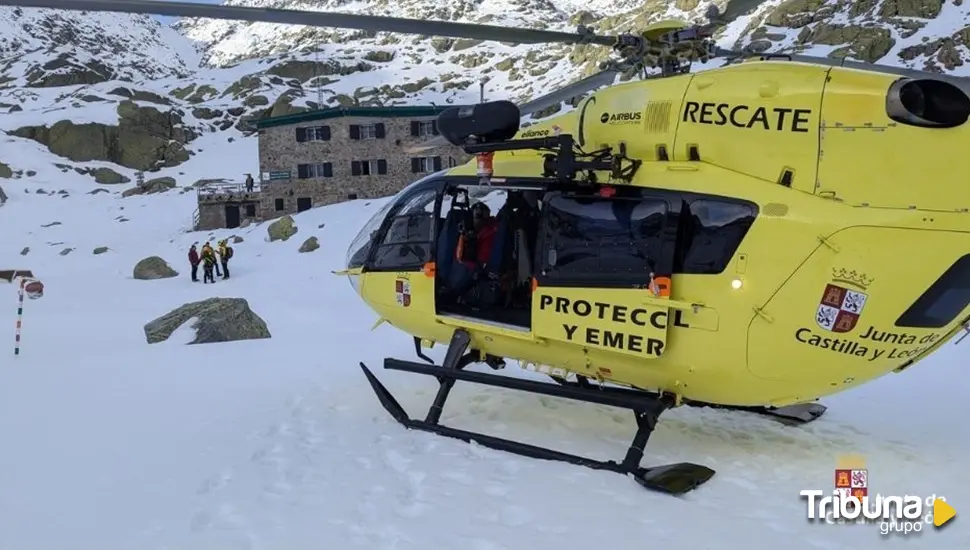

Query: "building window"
left=411, top=156, right=442, bottom=173
left=245, top=204, right=256, bottom=217
left=351, top=159, right=388, bottom=176
left=297, top=162, right=333, bottom=178
left=896, top=254, right=970, bottom=328
left=448, top=157, right=457, bottom=167
left=295, top=126, right=331, bottom=142
left=274, top=198, right=285, bottom=211
left=349, top=123, right=385, bottom=140
left=410, top=120, right=438, bottom=137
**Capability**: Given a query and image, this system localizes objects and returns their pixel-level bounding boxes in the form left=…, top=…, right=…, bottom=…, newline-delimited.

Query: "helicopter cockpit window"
left=370, top=188, right=438, bottom=270
left=539, top=195, right=667, bottom=278
left=676, top=199, right=758, bottom=274
left=346, top=174, right=440, bottom=270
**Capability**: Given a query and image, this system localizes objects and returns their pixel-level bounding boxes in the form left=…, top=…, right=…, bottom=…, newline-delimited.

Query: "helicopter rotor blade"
left=720, top=48, right=970, bottom=90
left=517, top=68, right=619, bottom=117
left=403, top=68, right=620, bottom=154
left=0, top=0, right=618, bottom=47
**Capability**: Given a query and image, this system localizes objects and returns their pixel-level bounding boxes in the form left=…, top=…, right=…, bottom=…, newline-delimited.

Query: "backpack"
left=225, top=246, right=233, bottom=259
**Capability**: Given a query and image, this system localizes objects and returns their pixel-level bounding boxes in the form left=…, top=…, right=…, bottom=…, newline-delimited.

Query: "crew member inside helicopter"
left=460, top=202, right=499, bottom=269
left=439, top=190, right=541, bottom=326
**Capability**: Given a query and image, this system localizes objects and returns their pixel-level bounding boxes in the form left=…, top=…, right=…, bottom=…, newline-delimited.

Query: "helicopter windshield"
left=345, top=172, right=443, bottom=273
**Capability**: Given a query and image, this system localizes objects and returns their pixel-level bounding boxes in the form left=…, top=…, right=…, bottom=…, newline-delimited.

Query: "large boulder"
left=144, top=297, right=271, bottom=345
left=133, top=256, right=178, bottom=279
left=267, top=215, right=298, bottom=242
left=11, top=100, right=196, bottom=171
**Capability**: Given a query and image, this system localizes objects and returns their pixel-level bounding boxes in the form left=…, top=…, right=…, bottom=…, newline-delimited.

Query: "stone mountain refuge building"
left=194, top=106, right=474, bottom=231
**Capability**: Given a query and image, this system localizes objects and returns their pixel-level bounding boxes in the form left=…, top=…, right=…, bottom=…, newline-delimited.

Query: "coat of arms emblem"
left=395, top=278, right=411, bottom=307
left=816, top=283, right=867, bottom=333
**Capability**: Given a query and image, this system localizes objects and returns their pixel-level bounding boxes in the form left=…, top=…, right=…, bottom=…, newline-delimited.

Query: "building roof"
left=255, top=105, right=471, bottom=129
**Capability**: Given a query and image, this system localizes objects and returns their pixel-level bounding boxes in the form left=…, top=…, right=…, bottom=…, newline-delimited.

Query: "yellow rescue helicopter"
left=17, top=0, right=970, bottom=496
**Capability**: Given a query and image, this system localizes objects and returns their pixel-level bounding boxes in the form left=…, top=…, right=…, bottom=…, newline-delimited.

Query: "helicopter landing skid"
left=359, top=330, right=715, bottom=496
left=686, top=401, right=828, bottom=426
left=548, top=375, right=826, bottom=426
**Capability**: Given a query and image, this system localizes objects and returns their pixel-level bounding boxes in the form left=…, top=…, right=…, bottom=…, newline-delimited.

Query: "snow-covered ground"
left=1, top=137, right=969, bottom=550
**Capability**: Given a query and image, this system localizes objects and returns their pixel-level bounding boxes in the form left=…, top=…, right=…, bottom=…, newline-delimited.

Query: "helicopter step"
left=359, top=329, right=715, bottom=496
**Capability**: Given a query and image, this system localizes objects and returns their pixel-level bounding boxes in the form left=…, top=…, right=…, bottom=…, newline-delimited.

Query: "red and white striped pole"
left=14, top=277, right=25, bottom=357
left=13, top=277, right=43, bottom=357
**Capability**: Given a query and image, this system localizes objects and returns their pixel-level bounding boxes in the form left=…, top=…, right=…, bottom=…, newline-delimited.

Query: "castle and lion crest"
left=816, top=268, right=873, bottom=333
left=835, top=454, right=868, bottom=500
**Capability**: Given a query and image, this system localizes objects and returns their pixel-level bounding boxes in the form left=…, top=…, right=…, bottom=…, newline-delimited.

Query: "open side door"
left=532, top=190, right=683, bottom=359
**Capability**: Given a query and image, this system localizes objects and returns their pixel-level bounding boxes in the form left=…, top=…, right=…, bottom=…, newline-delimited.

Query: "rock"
left=144, top=297, right=271, bottom=345
left=11, top=100, right=195, bottom=171
left=25, top=53, right=114, bottom=87
left=267, top=215, right=298, bottom=242
left=93, top=246, right=109, bottom=255
left=41, top=221, right=61, bottom=227
left=59, top=247, right=73, bottom=256
left=298, top=236, right=319, bottom=253
left=133, top=256, right=178, bottom=279
left=92, top=167, right=130, bottom=184
left=122, top=177, right=177, bottom=197
left=232, top=236, right=244, bottom=243
left=20, top=247, right=29, bottom=256
left=0, top=162, right=12, bottom=179
left=364, top=50, right=395, bottom=62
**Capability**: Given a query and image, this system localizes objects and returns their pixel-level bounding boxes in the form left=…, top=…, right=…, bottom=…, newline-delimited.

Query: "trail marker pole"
left=13, top=277, right=43, bottom=357
left=14, top=277, right=25, bottom=357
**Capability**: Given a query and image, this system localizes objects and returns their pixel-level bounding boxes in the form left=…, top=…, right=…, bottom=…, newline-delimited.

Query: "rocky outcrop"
left=267, top=215, right=298, bottom=242
left=144, top=297, right=272, bottom=345
left=11, top=101, right=195, bottom=172
left=122, top=177, right=177, bottom=197
left=133, top=256, right=178, bottom=279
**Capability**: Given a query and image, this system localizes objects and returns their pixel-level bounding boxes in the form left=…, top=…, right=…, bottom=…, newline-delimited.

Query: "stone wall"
left=196, top=195, right=262, bottom=231
left=257, top=115, right=472, bottom=218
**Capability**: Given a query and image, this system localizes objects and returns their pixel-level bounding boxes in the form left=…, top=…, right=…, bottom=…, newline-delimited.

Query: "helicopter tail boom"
left=359, top=329, right=715, bottom=495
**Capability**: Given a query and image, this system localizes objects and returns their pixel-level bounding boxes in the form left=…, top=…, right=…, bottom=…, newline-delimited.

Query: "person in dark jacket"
left=188, top=244, right=200, bottom=282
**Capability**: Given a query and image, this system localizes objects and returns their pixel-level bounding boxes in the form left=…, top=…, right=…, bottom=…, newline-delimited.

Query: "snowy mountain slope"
left=4, top=0, right=970, bottom=189
left=1, top=136, right=969, bottom=550
left=0, top=7, right=197, bottom=86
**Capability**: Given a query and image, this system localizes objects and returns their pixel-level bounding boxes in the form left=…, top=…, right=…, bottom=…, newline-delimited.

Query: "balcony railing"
left=197, top=181, right=263, bottom=198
